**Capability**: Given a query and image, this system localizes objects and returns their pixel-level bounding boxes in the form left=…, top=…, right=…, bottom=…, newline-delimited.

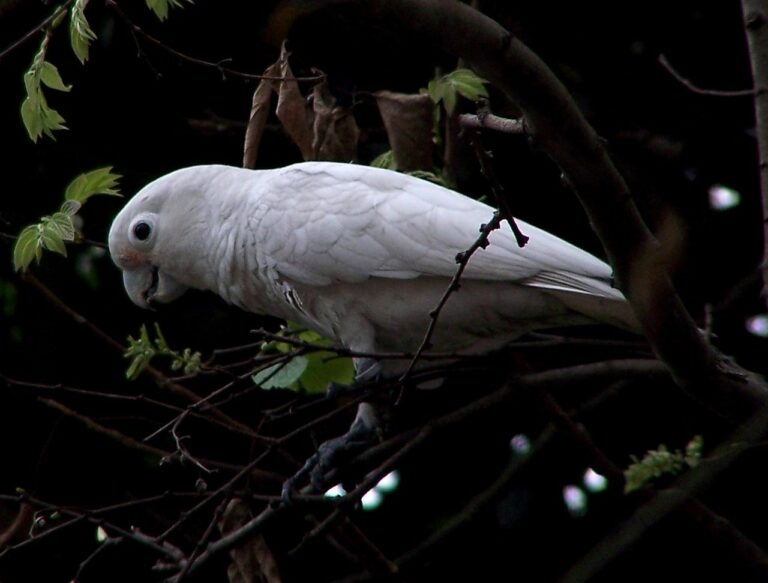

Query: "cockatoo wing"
left=255, top=162, right=620, bottom=299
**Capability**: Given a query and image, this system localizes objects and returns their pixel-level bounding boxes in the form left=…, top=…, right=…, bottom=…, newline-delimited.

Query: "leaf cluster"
left=624, top=435, right=703, bottom=493
left=124, top=323, right=202, bottom=380
left=21, top=0, right=194, bottom=142
left=145, top=0, right=195, bottom=22
left=13, top=167, right=122, bottom=272
left=426, top=68, right=489, bottom=115
left=21, top=13, right=71, bottom=143
left=253, top=325, right=355, bottom=393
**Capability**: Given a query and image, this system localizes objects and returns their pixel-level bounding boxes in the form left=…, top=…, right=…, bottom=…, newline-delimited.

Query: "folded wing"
left=255, top=162, right=621, bottom=301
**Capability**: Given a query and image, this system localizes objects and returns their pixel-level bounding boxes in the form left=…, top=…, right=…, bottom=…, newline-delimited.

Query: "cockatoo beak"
left=122, top=267, right=188, bottom=309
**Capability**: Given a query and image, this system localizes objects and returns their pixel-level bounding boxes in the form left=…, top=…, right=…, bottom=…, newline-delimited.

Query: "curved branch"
left=658, top=54, right=755, bottom=97
left=303, top=0, right=768, bottom=414
left=741, top=0, right=768, bottom=300
left=174, top=358, right=666, bottom=577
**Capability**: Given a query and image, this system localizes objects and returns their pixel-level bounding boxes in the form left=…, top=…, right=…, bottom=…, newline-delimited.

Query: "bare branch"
left=21, top=272, right=254, bottom=435
left=470, top=134, right=530, bottom=247
left=658, top=54, right=755, bottom=97
left=313, top=0, right=768, bottom=415
left=560, top=405, right=768, bottom=582
left=36, top=397, right=244, bottom=473
left=741, top=0, right=768, bottom=301
left=105, top=0, right=324, bottom=83
left=0, top=1, right=74, bottom=62
left=459, top=112, right=525, bottom=133
left=175, top=358, right=665, bottom=577
left=397, top=209, right=504, bottom=386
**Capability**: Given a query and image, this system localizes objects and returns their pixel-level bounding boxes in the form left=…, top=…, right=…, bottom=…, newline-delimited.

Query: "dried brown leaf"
left=312, top=80, right=359, bottom=162
left=218, top=498, right=282, bottom=583
left=274, top=44, right=315, bottom=160
left=243, top=62, right=279, bottom=169
left=374, top=90, right=434, bottom=171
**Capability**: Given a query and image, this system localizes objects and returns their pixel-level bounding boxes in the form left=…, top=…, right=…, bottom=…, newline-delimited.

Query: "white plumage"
left=108, top=162, right=637, bottom=375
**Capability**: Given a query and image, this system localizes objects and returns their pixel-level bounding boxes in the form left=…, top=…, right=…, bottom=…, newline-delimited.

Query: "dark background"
left=0, top=1, right=766, bottom=581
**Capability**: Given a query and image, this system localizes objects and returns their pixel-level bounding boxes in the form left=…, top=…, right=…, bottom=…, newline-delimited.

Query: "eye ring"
left=133, top=221, right=152, bottom=241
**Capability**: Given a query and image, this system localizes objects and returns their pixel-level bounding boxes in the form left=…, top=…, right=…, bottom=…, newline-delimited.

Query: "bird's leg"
left=280, top=403, right=382, bottom=501
left=281, top=358, right=385, bottom=502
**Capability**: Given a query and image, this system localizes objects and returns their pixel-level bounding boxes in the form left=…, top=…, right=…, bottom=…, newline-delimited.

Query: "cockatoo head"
left=108, top=166, right=228, bottom=309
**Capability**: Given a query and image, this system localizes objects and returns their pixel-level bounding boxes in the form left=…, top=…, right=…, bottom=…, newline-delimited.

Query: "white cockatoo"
left=108, top=162, right=638, bottom=492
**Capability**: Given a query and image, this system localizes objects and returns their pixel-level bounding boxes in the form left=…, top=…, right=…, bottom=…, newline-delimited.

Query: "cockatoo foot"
left=281, top=402, right=381, bottom=502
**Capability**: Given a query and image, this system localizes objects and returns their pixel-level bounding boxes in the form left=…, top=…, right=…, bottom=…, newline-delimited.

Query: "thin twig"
left=253, top=327, right=487, bottom=362
left=0, top=372, right=259, bottom=438
left=21, top=272, right=255, bottom=434
left=105, top=0, right=324, bottom=83
left=471, top=134, right=530, bottom=247
left=532, top=389, right=768, bottom=583
left=459, top=112, right=525, bottom=133
left=740, top=1, right=768, bottom=301
left=185, top=359, right=664, bottom=576
left=0, top=1, right=74, bottom=62
left=658, top=54, right=755, bottom=97
left=36, top=397, right=249, bottom=474
left=397, top=211, right=505, bottom=389
left=142, top=351, right=300, bottom=443
left=395, top=425, right=555, bottom=569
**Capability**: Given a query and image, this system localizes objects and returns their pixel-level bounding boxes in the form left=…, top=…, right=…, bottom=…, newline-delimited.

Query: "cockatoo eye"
left=127, top=215, right=156, bottom=246
left=131, top=220, right=153, bottom=242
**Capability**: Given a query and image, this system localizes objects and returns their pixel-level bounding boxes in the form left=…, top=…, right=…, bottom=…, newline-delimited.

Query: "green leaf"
left=23, top=70, right=38, bottom=97
left=152, top=322, right=169, bottom=351
left=21, top=96, right=43, bottom=143
left=371, top=150, right=397, bottom=170
left=442, top=87, right=457, bottom=115
left=38, top=212, right=75, bottom=257
left=684, top=435, right=703, bottom=467
left=61, top=200, right=82, bottom=216
left=20, top=30, right=70, bottom=142
left=13, top=225, right=43, bottom=272
left=125, top=324, right=156, bottom=380
left=39, top=61, right=71, bottom=92
left=145, top=0, right=193, bottom=21
left=50, top=4, right=68, bottom=29
left=11, top=165, right=120, bottom=271
left=295, top=328, right=331, bottom=344
left=446, top=68, right=489, bottom=102
left=64, top=166, right=122, bottom=202
left=299, top=351, right=354, bottom=394
left=426, top=68, right=488, bottom=115
left=124, top=322, right=202, bottom=379
left=252, top=356, right=308, bottom=389
left=426, top=79, right=444, bottom=105
left=623, top=436, right=703, bottom=494
left=40, top=227, right=67, bottom=257
left=172, top=348, right=202, bottom=375
left=70, top=0, right=97, bottom=64
left=38, top=96, right=68, bottom=140
left=43, top=212, right=76, bottom=242
left=407, top=170, right=448, bottom=186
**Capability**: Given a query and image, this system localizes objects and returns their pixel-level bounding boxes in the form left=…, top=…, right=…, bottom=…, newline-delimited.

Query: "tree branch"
left=657, top=54, right=755, bottom=97
left=21, top=272, right=254, bottom=435
left=741, top=0, right=768, bottom=301
left=105, top=0, right=323, bottom=83
left=458, top=112, right=525, bottom=133
left=311, top=0, right=768, bottom=415
left=559, top=404, right=768, bottom=582
left=0, top=1, right=73, bottom=62
left=174, top=358, right=665, bottom=578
